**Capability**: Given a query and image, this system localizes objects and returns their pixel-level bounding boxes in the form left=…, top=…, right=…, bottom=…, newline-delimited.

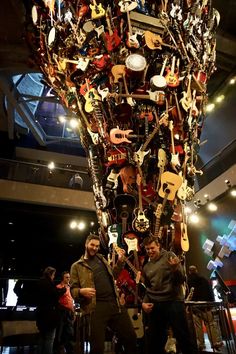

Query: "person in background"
left=141, top=236, right=198, bottom=354
left=69, top=173, right=83, bottom=189
left=36, top=266, right=66, bottom=354
left=70, top=233, right=137, bottom=354
left=13, top=279, right=37, bottom=306
left=187, top=265, right=223, bottom=351
left=54, top=271, right=75, bottom=354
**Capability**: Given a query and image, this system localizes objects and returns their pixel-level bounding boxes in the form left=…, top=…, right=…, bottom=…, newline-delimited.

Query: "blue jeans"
left=37, top=328, right=56, bottom=354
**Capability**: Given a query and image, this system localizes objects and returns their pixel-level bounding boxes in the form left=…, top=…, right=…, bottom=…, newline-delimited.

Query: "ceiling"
left=0, top=0, right=236, bottom=278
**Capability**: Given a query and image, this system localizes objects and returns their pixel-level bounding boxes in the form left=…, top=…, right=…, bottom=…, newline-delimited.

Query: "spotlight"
left=230, top=189, right=236, bottom=197
left=225, top=179, right=231, bottom=188
left=189, top=214, right=200, bottom=224
left=207, top=202, right=218, bottom=212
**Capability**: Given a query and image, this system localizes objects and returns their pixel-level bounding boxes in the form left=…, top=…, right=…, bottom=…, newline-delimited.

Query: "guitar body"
left=144, top=31, right=163, bottom=50
left=180, top=91, right=192, bottom=111
left=118, top=0, right=138, bottom=12
left=105, top=28, right=121, bottom=51
left=119, top=165, right=137, bottom=193
left=136, top=0, right=149, bottom=14
left=165, top=69, right=180, bottom=87
left=158, top=172, right=182, bottom=201
left=90, top=3, right=105, bottom=19
left=113, top=194, right=136, bottom=223
left=180, top=221, right=189, bottom=252
left=109, top=128, right=133, bottom=144
left=134, top=148, right=150, bottom=166
left=92, top=54, right=111, bottom=70
left=76, top=29, right=87, bottom=48
left=84, top=88, right=101, bottom=113
left=116, top=269, right=136, bottom=294
left=106, top=147, right=128, bottom=167
left=126, top=32, right=140, bottom=49
left=132, top=208, right=150, bottom=233
left=177, top=179, right=188, bottom=200
left=111, top=65, right=126, bottom=83
left=127, top=308, right=144, bottom=338
left=108, top=223, right=123, bottom=247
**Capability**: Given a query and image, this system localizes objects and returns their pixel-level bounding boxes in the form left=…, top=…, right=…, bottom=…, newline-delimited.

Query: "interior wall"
left=186, top=191, right=236, bottom=282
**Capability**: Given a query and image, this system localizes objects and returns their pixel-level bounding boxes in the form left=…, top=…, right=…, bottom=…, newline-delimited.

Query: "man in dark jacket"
left=70, top=233, right=137, bottom=354
left=141, top=236, right=198, bottom=354
left=187, top=265, right=223, bottom=351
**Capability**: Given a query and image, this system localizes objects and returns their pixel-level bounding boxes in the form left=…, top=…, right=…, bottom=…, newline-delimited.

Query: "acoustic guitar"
left=158, top=171, right=182, bottom=201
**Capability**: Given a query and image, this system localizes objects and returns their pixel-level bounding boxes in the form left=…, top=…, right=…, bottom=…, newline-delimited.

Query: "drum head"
left=32, top=6, right=38, bottom=24
left=48, top=27, right=56, bottom=46
left=125, top=54, right=147, bottom=73
left=150, top=75, right=167, bottom=90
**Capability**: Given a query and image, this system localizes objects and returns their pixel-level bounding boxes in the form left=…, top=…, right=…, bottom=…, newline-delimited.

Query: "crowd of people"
left=11, top=233, right=225, bottom=354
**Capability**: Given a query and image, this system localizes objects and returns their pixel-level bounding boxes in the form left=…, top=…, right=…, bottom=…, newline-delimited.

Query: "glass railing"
left=0, top=158, right=92, bottom=192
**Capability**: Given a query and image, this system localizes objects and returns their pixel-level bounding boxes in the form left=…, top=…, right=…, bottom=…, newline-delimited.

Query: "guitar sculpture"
left=28, top=0, right=220, bottom=303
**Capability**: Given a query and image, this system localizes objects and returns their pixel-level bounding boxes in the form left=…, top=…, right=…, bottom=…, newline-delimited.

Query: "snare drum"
left=125, top=54, right=147, bottom=80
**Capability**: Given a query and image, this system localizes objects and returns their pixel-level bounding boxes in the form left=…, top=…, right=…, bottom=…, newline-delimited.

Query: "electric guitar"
left=109, top=128, right=142, bottom=144
left=132, top=174, right=150, bottom=233
left=104, top=8, right=121, bottom=51
left=165, top=56, right=179, bottom=88
left=169, top=120, right=180, bottom=169
left=89, top=0, right=106, bottom=19
left=134, top=125, right=159, bottom=166
left=106, top=147, right=128, bottom=167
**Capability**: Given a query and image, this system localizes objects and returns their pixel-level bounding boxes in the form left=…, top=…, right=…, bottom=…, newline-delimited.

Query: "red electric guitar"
left=104, top=7, right=121, bottom=51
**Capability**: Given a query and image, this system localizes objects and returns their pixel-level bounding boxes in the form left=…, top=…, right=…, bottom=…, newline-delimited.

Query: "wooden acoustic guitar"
left=158, top=171, right=182, bottom=201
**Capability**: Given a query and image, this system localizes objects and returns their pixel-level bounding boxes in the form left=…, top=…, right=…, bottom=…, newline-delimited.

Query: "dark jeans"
left=37, top=328, right=56, bottom=354
left=89, top=300, right=137, bottom=354
left=54, top=308, right=75, bottom=354
left=144, top=301, right=198, bottom=354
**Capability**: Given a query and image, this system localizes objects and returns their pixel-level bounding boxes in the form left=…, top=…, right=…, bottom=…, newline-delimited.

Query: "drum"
left=150, top=74, right=167, bottom=90
left=48, top=27, right=56, bottom=46
left=125, top=54, right=147, bottom=80
left=32, top=5, right=38, bottom=24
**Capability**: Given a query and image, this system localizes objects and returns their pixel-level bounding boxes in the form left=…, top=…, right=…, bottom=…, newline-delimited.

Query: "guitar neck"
left=126, top=10, right=133, bottom=35
left=114, top=244, right=138, bottom=276
left=141, top=126, right=159, bottom=152
left=170, top=123, right=176, bottom=155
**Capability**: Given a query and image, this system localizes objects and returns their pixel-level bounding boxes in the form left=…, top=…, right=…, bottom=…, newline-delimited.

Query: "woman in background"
left=36, top=266, right=66, bottom=354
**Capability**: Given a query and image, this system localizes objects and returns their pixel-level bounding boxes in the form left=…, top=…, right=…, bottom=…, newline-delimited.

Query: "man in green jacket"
left=70, top=233, right=137, bottom=354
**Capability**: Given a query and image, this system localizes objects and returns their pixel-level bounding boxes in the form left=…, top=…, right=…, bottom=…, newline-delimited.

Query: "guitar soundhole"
left=120, top=210, right=129, bottom=219
left=163, top=186, right=170, bottom=195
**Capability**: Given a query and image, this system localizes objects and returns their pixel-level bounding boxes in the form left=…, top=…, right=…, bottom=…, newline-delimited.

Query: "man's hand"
left=117, top=248, right=126, bottom=262
left=168, top=255, right=181, bottom=268
left=142, top=302, right=154, bottom=313
left=80, top=287, right=96, bottom=299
